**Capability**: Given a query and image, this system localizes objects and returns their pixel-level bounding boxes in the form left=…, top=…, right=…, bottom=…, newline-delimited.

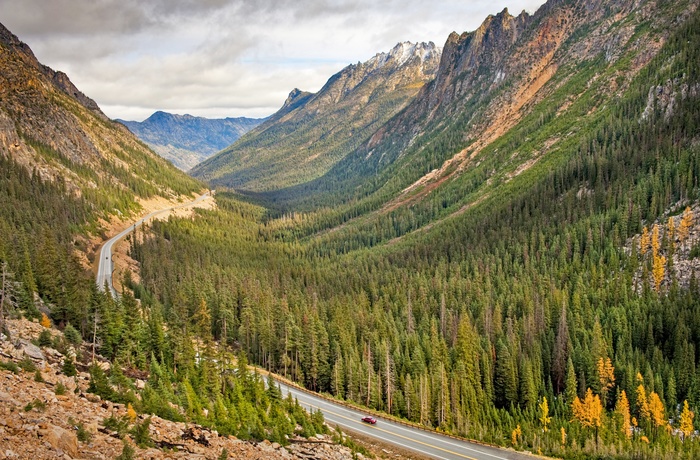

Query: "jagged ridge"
left=191, top=41, right=441, bottom=191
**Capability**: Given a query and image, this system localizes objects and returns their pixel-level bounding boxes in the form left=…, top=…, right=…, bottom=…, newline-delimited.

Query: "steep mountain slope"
left=258, top=0, right=695, bottom=225
left=118, top=112, right=264, bottom=171
left=0, top=20, right=202, bottom=335
left=0, top=22, right=202, bottom=215
left=192, top=41, right=441, bottom=191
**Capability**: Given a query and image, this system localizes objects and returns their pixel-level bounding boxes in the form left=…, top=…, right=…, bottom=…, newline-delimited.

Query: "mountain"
left=117, top=112, right=264, bottom=171
left=0, top=22, right=202, bottom=214
left=254, top=0, right=698, bottom=217
left=191, top=41, right=441, bottom=191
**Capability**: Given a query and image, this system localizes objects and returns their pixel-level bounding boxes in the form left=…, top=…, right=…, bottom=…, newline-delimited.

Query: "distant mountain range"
left=191, top=41, right=441, bottom=191
left=117, top=112, right=264, bottom=171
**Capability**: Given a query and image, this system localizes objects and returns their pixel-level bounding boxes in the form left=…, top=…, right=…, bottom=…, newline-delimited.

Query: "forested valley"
left=124, top=8, right=700, bottom=459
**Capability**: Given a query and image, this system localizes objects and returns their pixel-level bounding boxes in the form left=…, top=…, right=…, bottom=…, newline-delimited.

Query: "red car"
left=361, top=416, right=377, bottom=424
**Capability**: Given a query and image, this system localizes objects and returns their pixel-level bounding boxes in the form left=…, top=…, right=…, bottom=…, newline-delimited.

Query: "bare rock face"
left=18, top=339, right=45, bottom=361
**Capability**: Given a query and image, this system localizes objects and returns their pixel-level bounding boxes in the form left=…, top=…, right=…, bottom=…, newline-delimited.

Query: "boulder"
left=19, top=340, right=45, bottom=361
left=39, top=424, right=78, bottom=458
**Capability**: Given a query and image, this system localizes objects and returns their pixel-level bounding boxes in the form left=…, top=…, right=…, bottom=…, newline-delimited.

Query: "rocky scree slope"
left=118, top=112, right=264, bottom=172
left=192, top=41, right=441, bottom=191
left=0, top=318, right=361, bottom=460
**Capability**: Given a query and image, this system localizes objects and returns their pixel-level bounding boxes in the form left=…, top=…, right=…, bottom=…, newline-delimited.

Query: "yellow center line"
left=309, top=403, right=479, bottom=460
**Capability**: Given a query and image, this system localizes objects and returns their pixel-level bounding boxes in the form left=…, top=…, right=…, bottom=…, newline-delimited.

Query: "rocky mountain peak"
left=366, top=41, right=441, bottom=72
left=194, top=42, right=441, bottom=190
left=0, top=21, right=23, bottom=47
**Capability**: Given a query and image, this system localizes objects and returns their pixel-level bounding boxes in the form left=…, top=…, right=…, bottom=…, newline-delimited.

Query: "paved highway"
left=274, top=379, right=536, bottom=460
left=96, top=191, right=210, bottom=297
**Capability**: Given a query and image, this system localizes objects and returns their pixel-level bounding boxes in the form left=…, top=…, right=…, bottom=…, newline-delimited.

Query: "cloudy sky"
left=0, top=0, right=545, bottom=121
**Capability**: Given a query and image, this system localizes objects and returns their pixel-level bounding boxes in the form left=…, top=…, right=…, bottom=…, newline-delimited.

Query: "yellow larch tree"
left=651, top=224, right=661, bottom=256
left=637, top=383, right=650, bottom=422
left=615, top=390, right=632, bottom=439
left=539, top=397, right=551, bottom=432
left=127, top=403, right=137, bottom=422
left=647, top=391, right=665, bottom=429
left=560, top=427, right=567, bottom=447
left=573, top=388, right=603, bottom=429
left=597, top=357, right=615, bottom=403
left=640, top=226, right=651, bottom=255
left=679, top=206, right=693, bottom=242
left=680, top=400, right=695, bottom=440
left=40, top=312, right=51, bottom=328
left=511, top=424, right=522, bottom=446
left=652, top=253, right=666, bottom=292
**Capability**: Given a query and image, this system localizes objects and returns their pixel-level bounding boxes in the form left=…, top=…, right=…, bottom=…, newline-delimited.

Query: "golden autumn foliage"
left=680, top=400, right=695, bottom=439
left=640, top=226, right=651, bottom=254
left=652, top=253, right=666, bottom=292
left=540, top=397, right=551, bottom=432
left=679, top=206, right=693, bottom=242
left=597, top=357, right=615, bottom=396
left=127, top=403, right=137, bottom=422
left=511, top=424, right=522, bottom=446
left=40, top=313, right=51, bottom=328
left=615, top=390, right=632, bottom=439
left=560, top=427, right=567, bottom=446
left=651, top=224, right=660, bottom=256
left=572, top=388, right=603, bottom=429
left=637, top=384, right=650, bottom=422
left=647, top=392, right=665, bottom=428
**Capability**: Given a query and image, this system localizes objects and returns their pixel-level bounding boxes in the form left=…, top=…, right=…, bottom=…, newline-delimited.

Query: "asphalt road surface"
left=96, top=192, right=210, bottom=297
left=274, top=379, right=537, bottom=460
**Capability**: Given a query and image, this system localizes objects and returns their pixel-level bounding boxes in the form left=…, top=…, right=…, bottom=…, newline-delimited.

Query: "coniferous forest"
left=1, top=1, right=700, bottom=459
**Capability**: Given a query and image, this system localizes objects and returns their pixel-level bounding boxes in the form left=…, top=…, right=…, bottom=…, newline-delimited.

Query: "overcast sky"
left=0, top=0, right=545, bottom=121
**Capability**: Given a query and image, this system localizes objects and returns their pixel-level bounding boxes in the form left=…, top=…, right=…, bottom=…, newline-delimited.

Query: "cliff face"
left=191, top=41, right=442, bottom=191
left=426, top=8, right=531, bottom=113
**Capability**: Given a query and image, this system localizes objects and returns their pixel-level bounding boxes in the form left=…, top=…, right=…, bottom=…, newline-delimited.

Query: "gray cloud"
left=0, top=0, right=545, bottom=120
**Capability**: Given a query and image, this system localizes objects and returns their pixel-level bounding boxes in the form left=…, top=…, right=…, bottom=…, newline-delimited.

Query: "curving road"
left=96, top=191, right=210, bottom=297
left=274, top=379, right=536, bottom=460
